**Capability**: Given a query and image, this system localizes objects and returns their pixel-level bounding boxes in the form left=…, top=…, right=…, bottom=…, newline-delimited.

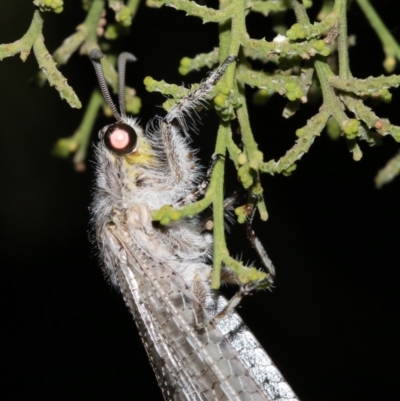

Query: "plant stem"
left=356, top=0, right=400, bottom=72
left=211, top=122, right=229, bottom=288
left=334, top=0, right=351, bottom=78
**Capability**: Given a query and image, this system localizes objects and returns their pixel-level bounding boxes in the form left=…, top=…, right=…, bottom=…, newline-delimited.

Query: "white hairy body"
left=93, top=117, right=213, bottom=288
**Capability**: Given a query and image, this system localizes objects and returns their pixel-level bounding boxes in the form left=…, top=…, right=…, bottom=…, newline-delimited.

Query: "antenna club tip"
left=90, top=49, right=104, bottom=61
left=119, top=52, right=137, bottom=63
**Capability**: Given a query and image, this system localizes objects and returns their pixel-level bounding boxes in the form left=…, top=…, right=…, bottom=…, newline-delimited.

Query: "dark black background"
left=1, top=1, right=399, bottom=400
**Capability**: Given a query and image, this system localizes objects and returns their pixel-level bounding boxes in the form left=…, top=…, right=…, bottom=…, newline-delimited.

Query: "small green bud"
left=383, top=56, right=396, bottom=73
left=178, top=67, right=189, bottom=76
left=285, top=82, right=297, bottom=92
left=380, top=89, right=392, bottom=103
left=326, top=117, right=341, bottom=140
left=282, top=163, right=297, bottom=176
left=180, top=57, right=191, bottom=67
left=34, top=0, right=64, bottom=13
left=252, top=89, right=270, bottom=106
left=126, top=96, right=142, bottom=115
left=252, top=185, right=263, bottom=195
left=238, top=166, right=254, bottom=188
left=320, top=48, right=331, bottom=57
left=255, top=150, right=264, bottom=161
left=170, top=210, right=182, bottom=221
left=116, top=6, right=132, bottom=27
left=390, top=126, right=400, bottom=142
left=237, top=153, right=247, bottom=165
left=287, top=23, right=307, bottom=40
left=218, top=85, right=231, bottom=95
left=178, top=58, right=192, bottom=76
left=160, top=217, right=170, bottom=225
left=104, top=24, right=119, bottom=40
left=343, top=119, right=360, bottom=138
left=53, top=137, right=76, bottom=158
left=214, top=93, right=227, bottom=107
left=294, top=87, right=303, bottom=98
left=285, top=82, right=302, bottom=101
left=313, top=40, right=325, bottom=51
left=234, top=206, right=247, bottom=224
left=143, top=76, right=154, bottom=88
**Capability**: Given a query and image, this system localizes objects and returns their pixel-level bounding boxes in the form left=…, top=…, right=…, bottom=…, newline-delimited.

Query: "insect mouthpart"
left=103, top=122, right=138, bottom=156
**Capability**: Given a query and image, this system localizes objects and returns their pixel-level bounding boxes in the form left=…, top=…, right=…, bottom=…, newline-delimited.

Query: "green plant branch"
left=250, top=0, right=291, bottom=17
left=286, top=12, right=337, bottom=41
left=0, top=10, right=43, bottom=61
left=228, top=0, right=245, bottom=58
left=243, top=47, right=281, bottom=64
left=316, top=61, right=350, bottom=130
left=211, top=123, right=267, bottom=288
left=334, top=0, right=351, bottom=78
left=261, top=110, right=330, bottom=174
left=179, top=48, right=219, bottom=75
left=49, top=0, right=143, bottom=165
left=127, top=0, right=141, bottom=16
left=289, top=0, right=363, bottom=156
left=236, top=83, right=263, bottom=186
left=41, top=0, right=140, bottom=89
left=375, top=150, right=400, bottom=188
left=218, top=0, right=233, bottom=64
left=356, top=0, right=400, bottom=72
left=226, top=131, right=241, bottom=169
left=150, top=0, right=378, bottom=287
left=106, top=0, right=139, bottom=26
left=236, top=64, right=304, bottom=101
left=211, top=122, right=228, bottom=288
left=0, top=10, right=80, bottom=108
left=33, top=34, right=81, bottom=108
left=144, top=77, right=191, bottom=105
left=329, top=75, right=400, bottom=99
left=157, top=0, right=332, bottom=60
left=298, top=62, right=314, bottom=102
left=241, top=35, right=331, bottom=60
left=142, top=0, right=400, bottom=286
left=53, top=89, right=104, bottom=170
left=341, top=94, right=400, bottom=142
left=154, top=0, right=231, bottom=23
left=33, top=0, right=64, bottom=14
left=53, top=0, right=105, bottom=65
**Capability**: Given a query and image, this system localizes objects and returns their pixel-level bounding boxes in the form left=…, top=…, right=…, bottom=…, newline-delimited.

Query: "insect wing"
left=212, top=298, right=299, bottom=401
left=104, top=224, right=201, bottom=400
left=105, top=224, right=263, bottom=400
left=104, top=224, right=299, bottom=401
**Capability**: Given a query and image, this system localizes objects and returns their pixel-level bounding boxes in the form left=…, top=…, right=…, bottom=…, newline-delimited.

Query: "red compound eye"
left=103, top=123, right=138, bottom=155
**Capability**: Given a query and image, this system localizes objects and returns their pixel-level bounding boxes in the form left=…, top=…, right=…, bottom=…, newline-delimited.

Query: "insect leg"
left=246, top=195, right=276, bottom=283
left=194, top=281, right=260, bottom=334
left=165, top=55, right=238, bottom=126
left=156, top=56, right=237, bottom=189
left=200, top=196, right=276, bottom=330
left=174, top=153, right=224, bottom=207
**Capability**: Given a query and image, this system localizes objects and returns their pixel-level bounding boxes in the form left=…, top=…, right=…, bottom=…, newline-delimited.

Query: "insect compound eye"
left=103, top=122, right=138, bottom=156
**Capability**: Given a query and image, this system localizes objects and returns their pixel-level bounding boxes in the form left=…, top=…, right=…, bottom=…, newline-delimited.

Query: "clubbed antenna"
left=117, top=52, right=137, bottom=118
left=90, top=49, right=121, bottom=122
